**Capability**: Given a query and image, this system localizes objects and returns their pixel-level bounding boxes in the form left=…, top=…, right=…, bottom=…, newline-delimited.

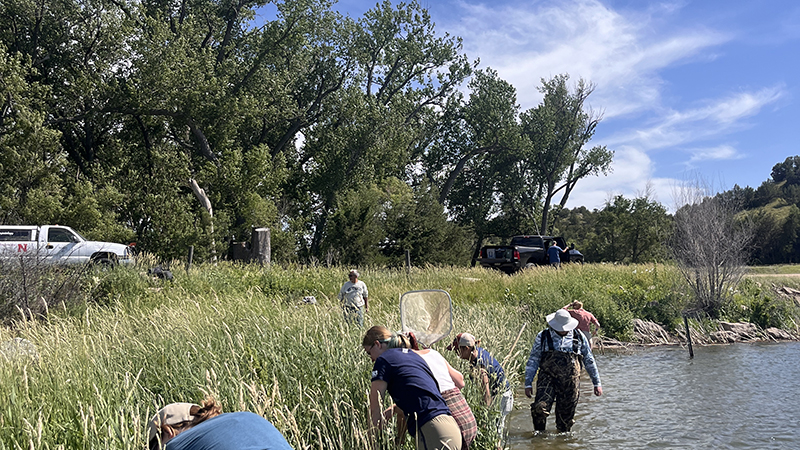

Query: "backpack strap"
left=541, top=328, right=554, bottom=352
left=572, top=330, right=581, bottom=354
left=541, top=328, right=583, bottom=357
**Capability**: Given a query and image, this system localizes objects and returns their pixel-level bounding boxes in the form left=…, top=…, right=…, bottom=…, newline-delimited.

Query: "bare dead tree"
left=670, top=178, right=754, bottom=317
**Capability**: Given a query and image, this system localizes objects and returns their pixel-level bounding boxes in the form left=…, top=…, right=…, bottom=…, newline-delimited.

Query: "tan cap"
left=458, top=332, right=477, bottom=348
left=147, top=403, right=198, bottom=444
left=446, top=332, right=478, bottom=351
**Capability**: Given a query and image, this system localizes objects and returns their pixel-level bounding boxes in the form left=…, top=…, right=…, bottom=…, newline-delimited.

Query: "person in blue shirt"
left=524, top=309, right=603, bottom=433
left=447, top=333, right=508, bottom=406
left=363, top=326, right=462, bottom=450
left=147, top=397, right=293, bottom=450
left=547, top=241, right=568, bottom=268
left=448, top=332, right=514, bottom=436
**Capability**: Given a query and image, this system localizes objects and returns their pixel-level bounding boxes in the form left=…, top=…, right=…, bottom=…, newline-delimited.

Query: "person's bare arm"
left=369, top=381, right=388, bottom=429
left=446, top=361, right=465, bottom=389
left=479, top=368, right=492, bottom=406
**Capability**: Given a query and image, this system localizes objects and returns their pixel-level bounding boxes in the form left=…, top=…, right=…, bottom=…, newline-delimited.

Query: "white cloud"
left=435, top=0, right=789, bottom=213
left=447, top=0, right=730, bottom=116
left=606, top=86, right=786, bottom=152
left=686, top=145, right=743, bottom=165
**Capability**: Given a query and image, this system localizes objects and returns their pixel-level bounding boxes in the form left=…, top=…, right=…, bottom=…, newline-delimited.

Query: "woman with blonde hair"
left=390, top=331, right=478, bottom=449
left=363, top=326, right=462, bottom=450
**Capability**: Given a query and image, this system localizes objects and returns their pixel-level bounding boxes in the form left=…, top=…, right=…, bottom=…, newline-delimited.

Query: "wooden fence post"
left=683, top=315, right=694, bottom=359
left=186, top=245, right=194, bottom=273
left=251, top=228, right=271, bottom=267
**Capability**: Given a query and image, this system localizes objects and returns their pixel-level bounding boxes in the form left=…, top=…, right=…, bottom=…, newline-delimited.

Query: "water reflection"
left=506, top=342, right=800, bottom=449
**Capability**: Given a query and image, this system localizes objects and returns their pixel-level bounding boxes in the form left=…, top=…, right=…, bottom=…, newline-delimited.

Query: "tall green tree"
left=296, top=0, right=473, bottom=259
left=590, top=195, right=630, bottom=262
left=0, top=44, right=65, bottom=224
left=423, top=68, right=519, bottom=261
left=520, top=74, right=613, bottom=234
left=586, top=192, right=670, bottom=263
left=627, top=194, right=671, bottom=263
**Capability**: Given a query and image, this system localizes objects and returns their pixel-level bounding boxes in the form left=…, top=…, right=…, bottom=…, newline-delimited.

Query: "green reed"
left=0, top=260, right=796, bottom=449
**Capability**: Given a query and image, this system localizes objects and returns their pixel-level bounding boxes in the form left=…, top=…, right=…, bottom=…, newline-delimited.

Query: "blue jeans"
left=343, top=305, right=364, bottom=326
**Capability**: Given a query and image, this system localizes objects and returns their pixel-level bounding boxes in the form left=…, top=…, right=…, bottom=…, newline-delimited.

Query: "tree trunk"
left=251, top=228, right=271, bottom=267
left=470, top=235, right=484, bottom=267
left=189, top=178, right=216, bottom=262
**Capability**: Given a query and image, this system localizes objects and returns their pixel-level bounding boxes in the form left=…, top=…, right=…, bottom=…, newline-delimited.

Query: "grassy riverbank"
left=1, top=261, right=798, bottom=449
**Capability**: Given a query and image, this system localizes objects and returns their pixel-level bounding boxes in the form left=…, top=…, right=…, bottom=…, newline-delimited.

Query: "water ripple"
left=507, top=342, right=800, bottom=450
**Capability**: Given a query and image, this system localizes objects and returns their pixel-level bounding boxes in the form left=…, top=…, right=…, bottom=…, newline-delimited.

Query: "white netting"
left=400, top=290, right=452, bottom=347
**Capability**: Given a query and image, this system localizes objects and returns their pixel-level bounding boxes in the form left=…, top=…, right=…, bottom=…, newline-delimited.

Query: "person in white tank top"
left=388, top=333, right=477, bottom=449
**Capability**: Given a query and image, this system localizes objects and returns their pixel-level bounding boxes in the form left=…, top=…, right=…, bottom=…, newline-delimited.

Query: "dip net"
left=400, top=289, right=453, bottom=347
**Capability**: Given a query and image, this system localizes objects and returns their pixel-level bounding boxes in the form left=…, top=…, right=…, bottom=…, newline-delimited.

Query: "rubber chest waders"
left=530, top=329, right=585, bottom=432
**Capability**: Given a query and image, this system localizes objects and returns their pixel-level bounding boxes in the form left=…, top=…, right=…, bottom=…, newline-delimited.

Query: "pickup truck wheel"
left=524, top=263, right=536, bottom=269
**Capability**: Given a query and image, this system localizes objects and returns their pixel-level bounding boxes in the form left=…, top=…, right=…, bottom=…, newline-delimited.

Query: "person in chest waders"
left=524, top=309, right=603, bottom=433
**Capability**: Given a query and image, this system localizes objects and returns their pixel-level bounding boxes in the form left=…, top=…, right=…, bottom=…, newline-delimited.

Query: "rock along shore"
left=596, top=318, right=799, bottom=350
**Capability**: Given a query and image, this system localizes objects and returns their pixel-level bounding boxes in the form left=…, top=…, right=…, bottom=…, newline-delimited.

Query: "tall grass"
left=0, top=261, right=797, bottom=449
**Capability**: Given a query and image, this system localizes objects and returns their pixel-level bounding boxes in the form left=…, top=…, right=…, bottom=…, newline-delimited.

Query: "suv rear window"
left=0, top=229, right=34, bottom=241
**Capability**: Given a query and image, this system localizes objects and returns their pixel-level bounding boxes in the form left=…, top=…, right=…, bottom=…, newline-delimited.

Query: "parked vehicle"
left=477, top=235, right=583, bottom=273
left=0, top=225, right=133, bottom=267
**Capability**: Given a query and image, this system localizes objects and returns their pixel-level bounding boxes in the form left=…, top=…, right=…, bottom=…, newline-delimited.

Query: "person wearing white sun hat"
left=524, top=309, right=603, bottom=433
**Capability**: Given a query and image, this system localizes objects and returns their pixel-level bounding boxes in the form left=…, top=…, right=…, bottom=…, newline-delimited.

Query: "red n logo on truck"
left=17, top=244, right=27, bottom=252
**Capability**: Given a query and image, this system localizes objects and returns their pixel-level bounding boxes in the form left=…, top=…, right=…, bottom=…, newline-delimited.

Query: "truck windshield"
left=510, top=236, right=543, bottom=247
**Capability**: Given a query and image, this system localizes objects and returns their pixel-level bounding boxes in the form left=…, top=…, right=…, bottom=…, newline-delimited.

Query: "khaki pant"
left=417, top=414, right=462, bottom=450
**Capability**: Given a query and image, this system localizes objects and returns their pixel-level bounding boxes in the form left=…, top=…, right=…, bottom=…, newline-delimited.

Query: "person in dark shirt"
left=363, top=326, right=462, bottom=450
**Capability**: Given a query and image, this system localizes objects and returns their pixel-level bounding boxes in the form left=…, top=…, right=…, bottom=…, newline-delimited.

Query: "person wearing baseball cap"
left=524, top=309, right=603, bottom=433
left=447, top=333, right=508, bottom=405
left=448, top=331, right=513, bottom=438
left=338, top=269, right=369, bottom=326
left=147, top=396, right=293, bottom=450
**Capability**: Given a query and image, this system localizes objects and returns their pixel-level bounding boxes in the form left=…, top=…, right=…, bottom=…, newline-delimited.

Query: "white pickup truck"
left=0, top=225, right=133, bottom=266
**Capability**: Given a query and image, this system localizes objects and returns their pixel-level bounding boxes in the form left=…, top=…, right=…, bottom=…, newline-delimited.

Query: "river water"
left=505, top=341, right=800, bottom=449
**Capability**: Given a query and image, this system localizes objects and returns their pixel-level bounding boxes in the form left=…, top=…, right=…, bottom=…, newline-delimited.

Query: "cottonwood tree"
left=298, top=0, right=473, bottom=258
left=520, top=74, right=613, bottom=234
left=670, top=179, right=754, bottom=317
left=423, top=68, right=520, bottom=260
left=0, top=45, right=65, bottom=225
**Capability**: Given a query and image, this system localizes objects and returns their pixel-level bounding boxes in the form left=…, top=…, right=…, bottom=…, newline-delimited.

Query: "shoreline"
left=594, top=318, right=800, bottom=352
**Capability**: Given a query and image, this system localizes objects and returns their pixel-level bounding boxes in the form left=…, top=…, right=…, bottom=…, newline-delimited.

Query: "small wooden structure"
left=229, top=227, right=271, bottom=267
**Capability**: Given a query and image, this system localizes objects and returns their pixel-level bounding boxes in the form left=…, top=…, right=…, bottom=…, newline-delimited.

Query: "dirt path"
left=745, top=273, right=800, bottom=277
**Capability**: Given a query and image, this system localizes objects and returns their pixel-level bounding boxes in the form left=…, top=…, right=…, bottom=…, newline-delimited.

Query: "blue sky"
left=302, top=0, right=799, bottom=211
